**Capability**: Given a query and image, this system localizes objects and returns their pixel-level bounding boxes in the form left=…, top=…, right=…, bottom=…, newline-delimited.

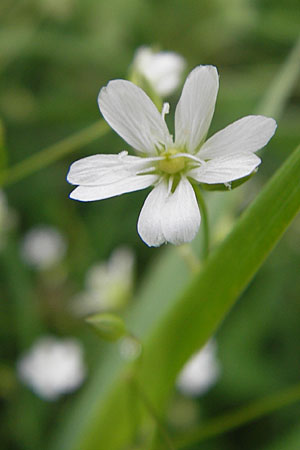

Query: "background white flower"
left=67, top=65, right=277, bottom=247
left=176, top=340, right=220, bottom=397
left=17, top=336, right=86, bottom=401
left=72, top=246, right=134, bottom=316
left=20, top=225, right=67, bottom=270
left=131, top=46, right=186, bottom=96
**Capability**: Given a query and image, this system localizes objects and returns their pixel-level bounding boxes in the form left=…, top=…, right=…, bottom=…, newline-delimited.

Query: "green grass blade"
left=255, top=35, right=300, bottom=119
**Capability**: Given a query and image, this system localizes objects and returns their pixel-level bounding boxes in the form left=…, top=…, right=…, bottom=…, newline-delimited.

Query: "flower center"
left=157, top=149, right=186, bottom=175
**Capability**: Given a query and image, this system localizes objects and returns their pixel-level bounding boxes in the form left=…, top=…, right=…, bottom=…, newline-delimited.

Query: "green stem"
left=133, top=380, right=175, bottom=450
left=174, top=382, right=300, bottom=449
left=0, top=120, right=109, bottom=187
left=193, top=185, right=210, bottom=259
left=0, top=119, right=7, bottom=170
left=255, top=35, right=300, bottom=119
left=177, top=244, right=201, bottom=274
left=127, top=375, right=141, bottom=446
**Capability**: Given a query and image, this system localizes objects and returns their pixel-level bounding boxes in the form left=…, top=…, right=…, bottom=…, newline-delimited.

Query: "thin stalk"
left=193, top=185, right=210, bottom=259
left=177, top=244, right=201, bottom=274
left=133, top=380, right=175, bottom=450
left=174, top=382, right=300, bottom=449
left=0, top=120, right=109, bottom=187
left=255, top=35, right=300, bottom=119
left=128, top=375, right=141, bottom=447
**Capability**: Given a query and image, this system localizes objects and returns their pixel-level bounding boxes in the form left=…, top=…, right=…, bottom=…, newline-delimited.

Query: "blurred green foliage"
left=0, top=0, right=300, bottom=449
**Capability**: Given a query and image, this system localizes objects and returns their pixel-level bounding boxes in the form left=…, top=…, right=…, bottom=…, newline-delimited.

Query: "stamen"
left=118, top=151, right=128, bottom=158
left=171, top=152, right=206, bottom=166
left=141, top=156, right=164, bottom=162
left=167, top=176, right=173, bottom=195
left=161, top=102, right=170, bottom=121
left=136, top=166, right=156, bottom=175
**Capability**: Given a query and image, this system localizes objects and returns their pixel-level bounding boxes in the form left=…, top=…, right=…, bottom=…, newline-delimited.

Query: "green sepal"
left=85, top=313, right=126, bottom=342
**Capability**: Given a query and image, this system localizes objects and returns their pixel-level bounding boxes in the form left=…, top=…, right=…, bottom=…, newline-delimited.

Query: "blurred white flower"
left=20, top=225, right=67, bottom=270
left=132, top=46, right=186, bottom=96
left=67, top=65, right=276, bottom=247
left=176, top=340, right=220, bottom=397
left=17, top=336, right=86, bottom=401
left=72, top=247, right=134, bottom=316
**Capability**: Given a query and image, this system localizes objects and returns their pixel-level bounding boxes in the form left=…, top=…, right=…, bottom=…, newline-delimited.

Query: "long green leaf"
left=50, top=143, right=300, bottom=450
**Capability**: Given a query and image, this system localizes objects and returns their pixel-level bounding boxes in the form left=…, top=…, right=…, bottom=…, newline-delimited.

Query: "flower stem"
left=194, top=185, right=210, bottom=259
left=178, top=244, right=201, bottom=273
left=0, top=120, right=109, bottom=187
left=132, top=379, right=175, bottom=450
left=127, top=373, right=141, bottom=446
left=124, top=338, right=174, bottom=449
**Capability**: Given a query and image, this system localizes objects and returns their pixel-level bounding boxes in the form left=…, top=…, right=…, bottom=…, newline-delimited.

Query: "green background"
left=0, top=0, right=300, bottom=449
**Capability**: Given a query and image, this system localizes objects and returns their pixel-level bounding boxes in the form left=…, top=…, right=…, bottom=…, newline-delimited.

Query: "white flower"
left=131, top=46, right=186, bottom=96
left=17, top=336, right=86, bottom=401
left=20, top=225, right=67, bottom=269
left=72, top=247, right=134, bottom=316
left=176, top=340, right=220, bottom=397
left=67, top=65, right=277, bottom=247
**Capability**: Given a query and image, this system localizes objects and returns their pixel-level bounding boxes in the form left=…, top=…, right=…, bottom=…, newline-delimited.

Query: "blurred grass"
left=174, top=381, right=300, bottom=448
left=0, top=0, right=300, bottom=449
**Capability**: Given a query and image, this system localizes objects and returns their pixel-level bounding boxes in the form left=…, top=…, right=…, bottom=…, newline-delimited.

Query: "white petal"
left=161, top=177, right=200, bottom=245
left=67, top=153, right=157, bottom=186
left=98, top=80, right=172, bottom=155
left=189, top=153, right=261, bottom=184
left=175, top=66, right=219, bottom=153
left=199, top=115, right=277, bottom=159
left=137, top=181, right=168, bottom=247
left=137, top=178, right=201, bottom=247
left=70, top=174, right=158, bottom=202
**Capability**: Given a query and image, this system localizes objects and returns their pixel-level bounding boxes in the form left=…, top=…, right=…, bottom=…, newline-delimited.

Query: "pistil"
left=158, top=149, right=186, bottom=175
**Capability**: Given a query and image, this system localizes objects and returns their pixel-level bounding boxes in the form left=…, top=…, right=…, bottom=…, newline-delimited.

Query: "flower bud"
left=85, top=313, right=126, bottom=341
